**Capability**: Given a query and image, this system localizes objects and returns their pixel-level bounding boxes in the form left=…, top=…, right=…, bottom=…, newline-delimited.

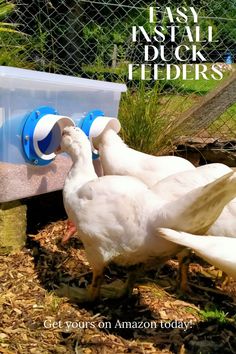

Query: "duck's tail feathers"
left=158, top=228, right=236, bottom=280
left=159, top=171, right=236, bottom=234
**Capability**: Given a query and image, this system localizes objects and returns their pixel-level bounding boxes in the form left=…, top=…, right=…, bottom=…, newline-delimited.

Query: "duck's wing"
left=157, top=171, right=236, bottom=234
left=152, top=163, right=232, bottom=202
left=208, top=198, right=236, bottom=236
left=158, top=228, right=236, bottom=280
left=75, top=175, right=160, bottom=265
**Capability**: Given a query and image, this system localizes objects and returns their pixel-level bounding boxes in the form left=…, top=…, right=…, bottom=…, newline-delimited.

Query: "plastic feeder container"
left=0, top=66, right=126, bottom=202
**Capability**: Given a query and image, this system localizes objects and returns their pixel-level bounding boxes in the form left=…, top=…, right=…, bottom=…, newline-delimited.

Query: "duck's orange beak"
left=62, top=220, right=77, bottom=244
left=55, top=145, right=62, bottom=154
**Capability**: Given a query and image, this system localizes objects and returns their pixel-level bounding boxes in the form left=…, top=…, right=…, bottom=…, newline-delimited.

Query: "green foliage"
left=0, top=0, right=14, bottom=21
left=0, top=1, right=56, bottom=70
left=172, top=64, right=230, bottom=95
left=0, top=0, right=30, bottom=67
left=118, top=61, right=235, bottom=153
left=118, top=84, right=174, bottom=154
left=28, top=19, right=58, bottom=72
left=83, top=23, right=114, bottom=65
left=0, top=1, right=24, bottom=35
left=208, top=0, right=236, bottom=47
left=81, top=3, right=153, bottom=67
left=177, top=0, right=236, bottom=49
left=208, top=101, right=236, bottom=136
left=200, top=306, right=229, bottom=324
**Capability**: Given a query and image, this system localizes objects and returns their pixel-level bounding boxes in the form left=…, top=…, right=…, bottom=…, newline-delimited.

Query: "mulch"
left=0, top=220, right=236, bottom=354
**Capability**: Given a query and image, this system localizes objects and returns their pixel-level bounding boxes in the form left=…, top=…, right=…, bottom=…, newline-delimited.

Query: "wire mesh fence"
left=1, top=0, right=236, bottom=159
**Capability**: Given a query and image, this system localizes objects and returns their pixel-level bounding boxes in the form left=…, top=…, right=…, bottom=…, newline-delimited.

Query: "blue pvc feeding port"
left=38, top=130, right=53, bottom=154
left=81, top=109, right=105, bottom=160
left=22, top=106, right=106, bottom=165
left=22, top=106, right=58, bottom=166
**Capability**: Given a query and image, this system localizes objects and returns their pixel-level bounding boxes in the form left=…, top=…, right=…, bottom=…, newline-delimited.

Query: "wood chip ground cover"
left=0, top=221, right=236, bottom=354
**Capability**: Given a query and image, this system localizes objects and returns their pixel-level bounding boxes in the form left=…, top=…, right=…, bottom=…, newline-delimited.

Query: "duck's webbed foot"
left=101, top=266, right=138, bottom=299
left=177, top=248, right=192, bottom=295
left=87, top=269, right=104, bottom=302
left=56, top=285, right=89, bottom=303
left=56, top=269, right=104, bottom=303
left=215, top=270, right=230, bottom=288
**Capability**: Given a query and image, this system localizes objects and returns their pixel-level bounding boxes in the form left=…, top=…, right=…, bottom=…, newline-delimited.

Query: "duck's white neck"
left=64, top=145, right=97, bottom=193
left=98, top=129, right=126, bottom=148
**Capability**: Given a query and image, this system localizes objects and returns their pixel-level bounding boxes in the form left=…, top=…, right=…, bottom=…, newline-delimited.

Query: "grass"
left=80, top=61, right=235, bottom=153
left=200, top=308, right=230, bottom=324
left=208, top=103, right=236, bottom=137
left=118, top=83, right=176, bottom=154
left=118, top=84, right=199, bottom=154
left=172, top=63, right=232, bottom=95
left=82, top=62, right=232, bottom=92
left=118, top=63, right=235, bottom=154
left=184, top=306, right=200, bottom=317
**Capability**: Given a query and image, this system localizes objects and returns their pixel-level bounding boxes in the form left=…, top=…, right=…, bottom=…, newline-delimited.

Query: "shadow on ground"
left=25, top=219, right=236, bottom=354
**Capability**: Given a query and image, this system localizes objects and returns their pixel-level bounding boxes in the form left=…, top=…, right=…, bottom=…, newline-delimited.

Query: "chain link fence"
left=1, top=0, right=236, bottom=162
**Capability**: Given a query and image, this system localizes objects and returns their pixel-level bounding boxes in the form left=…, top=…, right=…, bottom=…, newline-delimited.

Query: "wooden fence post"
left=172, top=72, right=236, bottom=136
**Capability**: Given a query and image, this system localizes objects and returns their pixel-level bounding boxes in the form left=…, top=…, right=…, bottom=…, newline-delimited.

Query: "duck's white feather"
left=152, top=164, right=236, bottom=236
left=96, top=129, right=236, bottom=237
left=152, top=163, right=232, bottom=201
left=62, top=127, right=236, bottom=273
left=159, top=228, right=236, bottom=280
left=156, top=171, right=236, bottom=235
left=96, top=129, right=195, bottom=186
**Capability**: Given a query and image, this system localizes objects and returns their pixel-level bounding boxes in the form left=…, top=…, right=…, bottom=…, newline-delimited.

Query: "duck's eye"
left=62, top=131, right=69, bottom=137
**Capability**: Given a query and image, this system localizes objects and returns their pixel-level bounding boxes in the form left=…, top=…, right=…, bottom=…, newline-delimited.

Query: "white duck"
left=67, top=128, right=235, bottom=288
left=152, top=163, right=236, bottom=288
left=92, top=127, right=195, bottom=187
left=93, top=127, right=236, bottom=235
left=159, top=228, right=236, bottom=280
left=63, top=125, right=194, bottom=240
left=93, top=128, right=236, bottom=286
left=152, top=163, right=236, bottom=237
left=61, top=126, right=236, bottom=301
